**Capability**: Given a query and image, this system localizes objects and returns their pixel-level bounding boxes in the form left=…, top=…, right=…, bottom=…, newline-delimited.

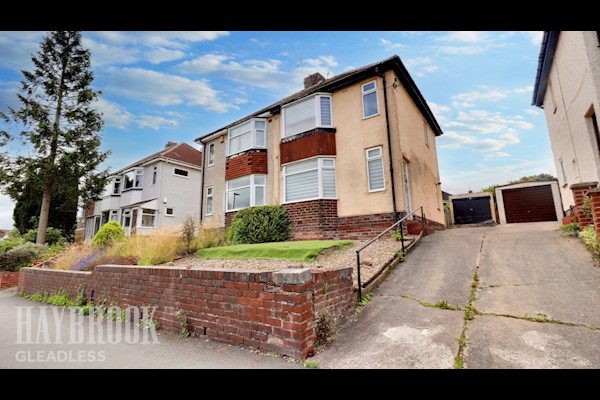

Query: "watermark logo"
left=15, top=306, right=160, bottom=363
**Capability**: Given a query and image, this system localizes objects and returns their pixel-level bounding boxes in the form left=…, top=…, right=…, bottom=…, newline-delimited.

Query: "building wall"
left=202, top=137, right=227, bottom=229
left=543, top=31, right=600, bottom=211
left=157, top=160, right=202, bottom=230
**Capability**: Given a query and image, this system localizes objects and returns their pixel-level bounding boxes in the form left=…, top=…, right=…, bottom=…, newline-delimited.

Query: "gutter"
left=378, top=68, right=399, bottom=222
left=532, top=31, right=560, bottom=107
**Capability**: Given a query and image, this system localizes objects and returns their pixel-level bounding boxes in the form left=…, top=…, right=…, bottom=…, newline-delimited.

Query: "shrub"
left=0, top=237, right=25, bottom=253
left=581, top=196, right=593, bottom=220
left=23, top=227, right=65, bottom=245
left=92, top=221, right=126, bottom=247
left=194, top=228, right=226, bottom=249
left=558, top=223, right=580, bottom=234
left=181, top=215, right=196, bottom=254
left=579, top=225, right=600, bottom=257
left=51, top=243, right=98, bottom=270
left=229, top=205, right=290, bottom=244
left=0, top=243, right=48, bottom=271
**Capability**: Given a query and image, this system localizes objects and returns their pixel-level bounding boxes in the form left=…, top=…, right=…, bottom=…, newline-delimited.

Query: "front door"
left=131, top=209, right=138, bottom=236
left=403, top=160, right=412, bottom=215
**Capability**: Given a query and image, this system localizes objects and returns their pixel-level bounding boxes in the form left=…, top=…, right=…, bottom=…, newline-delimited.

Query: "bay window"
left=123, top=169, right=143, bottom=190
left=283, top=158, right=336, bottom=203
left=226, top=174, right=265, bottom=211
left=228, top=119, right=266, bottom=156
left=282, top=93, right=332, bottom=137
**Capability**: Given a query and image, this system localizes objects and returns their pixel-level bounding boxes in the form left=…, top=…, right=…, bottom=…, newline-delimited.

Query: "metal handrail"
left=355, top=206, right=426, bottom=299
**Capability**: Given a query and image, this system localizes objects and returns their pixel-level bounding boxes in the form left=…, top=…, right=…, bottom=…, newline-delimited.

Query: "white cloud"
left=232, top=97, right=248, bottom=105
left=521, top=31, right=543, bottom=45
left=379, top=38, right=405, bottom=50
left=524, top=108, right=540, bottom=116
left=250, top=38, right=269, bottom=48
left=83, top=37, right=141, bottom=66
left=428, top=101, right=450, bottom=115
left=405, top=57, right=439, bottom=77
left=105, top=67, right=232, bottom=112
left=452, top=101, right=474, bottom=109
left=452, top=89, right=508, bottom=102
left=0, top=194, right=14, bottom=230
left=94, top=98, right=134, bottom=129
left=176, top=53, right=338, bottom=94
left=435, top=31, right=489, bottom=43
left=0, top=31, right=44, bottom=70
left=514, top=85, right=534, bottom=94
left=0, top=81, right=20, bottom=110
left=435, top=45, right=488, bottom=55
left=144, top=48, right=186, bottom=64
left=449, top=110, right=534, bottom=134
left=439, top=131, right=478, bottom=149
left=90, top=31, right=229, bottom=49
left=137, top=115, right=178, bottom=130
left=485, top=151, right=510, bottom=159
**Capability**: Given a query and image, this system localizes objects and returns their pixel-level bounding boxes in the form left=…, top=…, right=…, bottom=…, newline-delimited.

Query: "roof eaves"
left=532, top=31, right=560, bottom=107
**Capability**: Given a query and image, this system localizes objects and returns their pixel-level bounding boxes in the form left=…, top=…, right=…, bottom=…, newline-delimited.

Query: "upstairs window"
left=226, top=175, right=265, bottom=212
left=152, top=166, right=157, bottom=185
left=362, top=81, right=379, bottom=118
left=282, top=94, right=332, bottom=137
left=123, top=169, right=143, bottom=190
left=113, top=178, right=121, bottom=194
left=174, top=168, right=189, bottom=177
left=207, top=143, right=215, bottom=166
left=228, top=119, right=267, bottom=156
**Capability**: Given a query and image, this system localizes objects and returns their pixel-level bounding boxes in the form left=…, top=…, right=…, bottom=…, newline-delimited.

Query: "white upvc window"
left=123, top=169, right=143, bottom=191
left=165, top=207, right=174, bottom=217
left=366, top=146, right=385, bottom=192
left=207, top=143, right=215, bottom=166
left=206, top=186, right=214, bottom=216
left=282, top=93, right=333, bottom=137
left=141, top=208, right=156, bottom=228
left=113, top=178, right=121, bottom=194
left=121, top=209, right=131, bottom=228
left=362, top=81, right=379, bottom=118
left=282, top=157, right=336, bottom=203
left=110, top=210, right=119, bottom=222
left=152, top=166, right=157, bottom=185
left=225, top=175, right=265, bottom=212
left=227, top=118, right=267, bottom=156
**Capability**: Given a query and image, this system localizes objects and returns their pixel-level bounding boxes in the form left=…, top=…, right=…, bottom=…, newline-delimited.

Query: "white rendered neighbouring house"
left=83, top=142, right=202, bottom=240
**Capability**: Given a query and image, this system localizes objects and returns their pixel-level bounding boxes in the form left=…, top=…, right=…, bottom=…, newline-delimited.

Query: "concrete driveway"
left=313, top=221, right=600, bottom=368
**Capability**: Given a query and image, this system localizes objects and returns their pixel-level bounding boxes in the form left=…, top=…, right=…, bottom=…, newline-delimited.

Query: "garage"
left=495, top=181, right=563, bottom=224
left=449, top=192, right=496, bottom=225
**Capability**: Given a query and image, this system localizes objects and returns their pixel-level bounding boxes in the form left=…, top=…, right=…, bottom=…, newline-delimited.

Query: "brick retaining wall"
left=0, top=271, right=20, bottom=289
left=18, top=265, right=354, bottom=359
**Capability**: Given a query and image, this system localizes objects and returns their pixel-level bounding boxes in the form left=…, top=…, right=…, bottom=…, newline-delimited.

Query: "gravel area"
left=171, top=237, right=413, bottom=289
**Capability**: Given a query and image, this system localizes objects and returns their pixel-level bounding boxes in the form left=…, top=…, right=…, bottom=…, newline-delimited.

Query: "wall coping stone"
left=570, top=182, right=599, bottom=189
left=273, top=268, right=312, bottom=285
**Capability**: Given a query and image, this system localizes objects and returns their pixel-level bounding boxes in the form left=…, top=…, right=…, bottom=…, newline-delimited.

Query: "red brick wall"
left=337, top=213, right=397, bottom=240
left=18, top=265, right=354, bottom=359
left=283, top=200, right=339, bottom=240
left=587, top=189, right=600, bottom=246
left=0, top=271, right=20, bottom=289
left=571, top=182, right=598, bottom=229
left=225, top=211, right=236, bottom=227
left=225, top=150, right=268, bottom=181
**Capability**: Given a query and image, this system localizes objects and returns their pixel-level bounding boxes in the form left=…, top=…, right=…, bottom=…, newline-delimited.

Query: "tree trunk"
left=36, top=46, right=68, bottom=244
left=36, top=181, right=54, bottom=243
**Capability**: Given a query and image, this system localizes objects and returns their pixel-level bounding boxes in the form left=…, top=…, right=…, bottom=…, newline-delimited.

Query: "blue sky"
left=0, top=31, right=551, bottom=229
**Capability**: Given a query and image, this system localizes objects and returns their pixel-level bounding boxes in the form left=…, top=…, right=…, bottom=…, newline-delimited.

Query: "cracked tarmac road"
left=312, top=221, right=600, bottom=368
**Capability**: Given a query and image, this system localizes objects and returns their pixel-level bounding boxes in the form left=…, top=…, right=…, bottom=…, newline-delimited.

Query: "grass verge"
left=195, top=240, right=352, bottom=262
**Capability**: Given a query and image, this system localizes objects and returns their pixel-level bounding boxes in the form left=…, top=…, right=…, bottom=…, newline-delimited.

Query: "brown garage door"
left=502, top=185, right=557, bottom=223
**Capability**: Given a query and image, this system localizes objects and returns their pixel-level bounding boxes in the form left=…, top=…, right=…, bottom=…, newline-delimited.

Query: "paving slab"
left=312, top=295, right=464, bottom=369
left=465, top=315, right=600, bottom=369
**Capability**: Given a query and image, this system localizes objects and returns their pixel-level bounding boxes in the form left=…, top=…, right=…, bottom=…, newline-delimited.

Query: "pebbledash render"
left=82, top=142, right=202, bottom=240
left=196, top=55, right=445, bottom=240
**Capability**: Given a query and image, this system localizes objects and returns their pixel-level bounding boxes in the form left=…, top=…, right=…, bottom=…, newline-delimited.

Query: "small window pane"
left=255, top=186, right=264, bottom=206
left=285, top=97, right=316, bottom=136
left=174, top=168, right=189, bottom=177
left=166, top=207, right=174, bottom=215
left=255, top=130, right=265, bottom=147
left=228, top=175, right=251, bottom=189
left=322, top=159, right=334, bottom=167
left=206, top=195, right=213, bottom=215
left=135, top=173, right=143, bottom=187
left=286, top=170, right=319, bottom=202
left=367, top=148, right=381, bottom=158
left=254, top=175, right=265, bottom=185
left=286, top=158, right=318, bottom=174
left=363, top=91, right=378, bottom=117
left=363, top=82, right=375, bottom=92
left=255, top=120, right=266, bottom=129
left=208, top=143, right=215, bottom=165
left=207, top=187, right=213, bottom=195
left=368, top=158, right=385, bottom=191
left=322, top=168, right=336, bottom=198
left=320, top=96, right=331, bottom=126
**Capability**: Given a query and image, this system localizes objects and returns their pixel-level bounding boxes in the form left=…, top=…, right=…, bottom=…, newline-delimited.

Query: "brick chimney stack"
left=165, top=141, right=177, bottom=148
left=303, top=72, right=326, bottom=89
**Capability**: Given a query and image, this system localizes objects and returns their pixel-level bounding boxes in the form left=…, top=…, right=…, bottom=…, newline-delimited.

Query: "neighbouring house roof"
left=495, top=179, right=558, bottom=189
left=114, top=143, right=202, bottom=175
left=532, top=31, right=560, bottom=107
left=441, top=191, right=452, bottom=201
left=0, top=229, right=9, bottom=238
left=195, top=55, right=443, bottom=143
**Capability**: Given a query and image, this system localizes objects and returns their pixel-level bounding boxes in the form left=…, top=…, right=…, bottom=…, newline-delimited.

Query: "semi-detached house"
left=83, top=142, right=202, bottom=240
left=196, top=55, right=445, bottom=240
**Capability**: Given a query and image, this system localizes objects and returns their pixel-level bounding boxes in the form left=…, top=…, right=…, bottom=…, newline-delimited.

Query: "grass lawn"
left=195, top=240, right=353, bottom=262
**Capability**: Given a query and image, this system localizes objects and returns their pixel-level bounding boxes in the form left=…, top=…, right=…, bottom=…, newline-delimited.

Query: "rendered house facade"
left=83, top=142, right=202, bottom=240
left=533, top=31, right=600, bottom=212
left=196, top=56, right=445, bottom=240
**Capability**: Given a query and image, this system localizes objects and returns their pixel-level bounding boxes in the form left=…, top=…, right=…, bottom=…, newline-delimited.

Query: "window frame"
left=225, top=174, right=266, bottom=212
left=227, top=118, right=267, bottom=156
left=207, top=143, right=215, bottom=167
left=173, top=168, right=189, bottom=178
left=365, top=146, right=385, bottom=193
left=140, top=208, right=156, bottom=228
left=121, top=209, right=131, bottom=228
left=205, top=186, right=214, bottom=216
left=112, top=177, right=121, bottom=194
left=282, top=157, right=337, bottom=204
left=152, top=166, right=157, bottom=185
left=165, top=207, right=175, bottom=217
left=361, top=80, right=379, bottom=119
left=123, top=169, right=143, bottom=191
left=281, top=93, right=333, bottom=138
